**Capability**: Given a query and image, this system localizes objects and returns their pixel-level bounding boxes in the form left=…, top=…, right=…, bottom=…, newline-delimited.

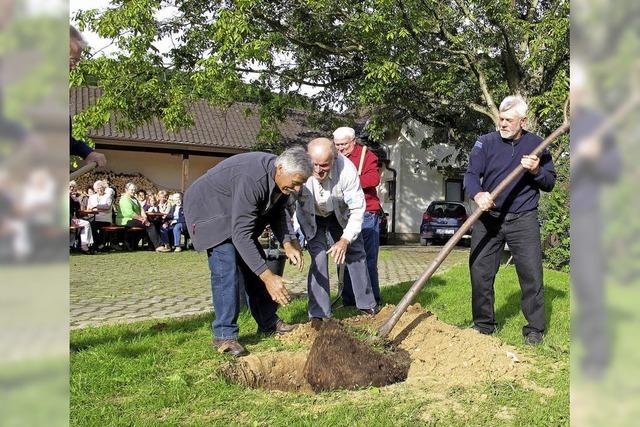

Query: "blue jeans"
left=160, top=223, right=185, bottom=246
left=342, top=211, right=381, bottom=305
left=207, top=241, right=279, bottom=339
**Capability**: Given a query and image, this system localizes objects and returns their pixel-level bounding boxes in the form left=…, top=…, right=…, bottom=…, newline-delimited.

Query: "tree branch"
left=234, top=66, right=362, bottom=88
left=254, top=12, right=363, bottom=55
left=463, top=56, right=499, bottom=124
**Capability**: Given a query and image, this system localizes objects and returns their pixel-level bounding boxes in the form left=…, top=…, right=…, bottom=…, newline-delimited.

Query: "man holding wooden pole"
left=463, top=95, right=556, bottom=346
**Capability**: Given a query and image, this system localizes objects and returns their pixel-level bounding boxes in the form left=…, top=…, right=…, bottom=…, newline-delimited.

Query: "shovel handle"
left=70, top=161, right=97, bottom=180
left=377, top=120, right=570, bottom=339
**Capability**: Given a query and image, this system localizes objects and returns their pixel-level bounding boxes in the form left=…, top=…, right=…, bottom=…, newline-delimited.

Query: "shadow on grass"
left=71, top=275, right=448, bottom=354
left=378, top=275, right=447, bottom=308
left=494, top=285, right=567, bottom=334
left=70, top=313, right=212, bottom=353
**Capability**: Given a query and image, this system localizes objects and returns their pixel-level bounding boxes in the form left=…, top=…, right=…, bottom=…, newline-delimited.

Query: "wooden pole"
left=181, top=154, right=189, bottom=192
left=377, top=120, right=570, bottom=339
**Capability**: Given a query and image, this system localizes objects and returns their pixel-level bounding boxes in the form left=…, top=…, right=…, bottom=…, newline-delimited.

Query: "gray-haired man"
left=184, top=147, right=312, bottom=356
left=293, top=138, right=378, bottom=319
left=464, top=95, right=556, bottom=345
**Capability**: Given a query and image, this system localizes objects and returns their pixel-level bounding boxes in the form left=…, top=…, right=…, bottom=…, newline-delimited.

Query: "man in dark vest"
left=184, top=146, right=312, bottom=356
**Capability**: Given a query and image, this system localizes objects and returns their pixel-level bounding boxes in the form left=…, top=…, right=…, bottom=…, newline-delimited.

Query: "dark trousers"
left=91, top=221, right=111, bottom=246
left=207, top=241, right=279, bottom=339
left=469, top=209, right=545, bottom=336
left=572, top=211, right=608, bottom=371
left=125, top=219, right=162, bottom=249
left=342, top=211, right=381, bottom=305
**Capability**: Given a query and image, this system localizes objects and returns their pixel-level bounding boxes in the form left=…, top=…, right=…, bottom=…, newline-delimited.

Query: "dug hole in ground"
left=221, top=304, right=552, bottom=400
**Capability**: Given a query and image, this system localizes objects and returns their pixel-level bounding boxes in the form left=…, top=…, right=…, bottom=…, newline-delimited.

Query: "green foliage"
left=72, top=0, right=569, bottom=156
left=539, top=148, right=569, bottom=272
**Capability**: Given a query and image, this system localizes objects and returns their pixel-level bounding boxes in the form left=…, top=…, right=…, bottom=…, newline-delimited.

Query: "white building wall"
left=379, top=119, right=465, bottom=239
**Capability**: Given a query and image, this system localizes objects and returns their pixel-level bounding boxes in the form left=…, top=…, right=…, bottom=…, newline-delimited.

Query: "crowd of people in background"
left=69, top=178, right=188, bottom=254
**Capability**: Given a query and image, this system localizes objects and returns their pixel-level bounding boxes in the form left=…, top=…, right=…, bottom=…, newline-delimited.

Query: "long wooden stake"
left=377, top=120, right=570, bottom=339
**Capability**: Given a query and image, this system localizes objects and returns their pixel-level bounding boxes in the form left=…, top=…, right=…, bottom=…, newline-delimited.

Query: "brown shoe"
left=259, top=320, right=298, bottom=336
left=212, top=338, right=246, bottom=356
left=155, top=246, right=171, bottom=253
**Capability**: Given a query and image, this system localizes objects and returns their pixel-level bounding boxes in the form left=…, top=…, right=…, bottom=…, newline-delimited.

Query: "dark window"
left=445, top=179, right=463, bottom=202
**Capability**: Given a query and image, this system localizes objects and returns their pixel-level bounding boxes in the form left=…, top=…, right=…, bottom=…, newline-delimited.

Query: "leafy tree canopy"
left=73, top=0, right=568, bottom=155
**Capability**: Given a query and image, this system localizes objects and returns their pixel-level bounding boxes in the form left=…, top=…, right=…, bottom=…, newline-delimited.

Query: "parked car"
left=419, top=201, right=472, bottom=246
left=379, top=208, right=389, bottom=245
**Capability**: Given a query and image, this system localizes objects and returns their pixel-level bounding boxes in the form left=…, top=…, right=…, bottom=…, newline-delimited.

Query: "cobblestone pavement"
left=70, top=245, right=469, bottom=329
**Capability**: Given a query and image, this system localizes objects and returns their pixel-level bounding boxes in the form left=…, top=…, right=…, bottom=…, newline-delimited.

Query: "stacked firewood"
left=72, top=170, right=178, bottom=195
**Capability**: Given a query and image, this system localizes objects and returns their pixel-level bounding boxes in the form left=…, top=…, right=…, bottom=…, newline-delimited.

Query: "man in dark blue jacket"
left=464, top=95, right=556, bottom=345
left=184, top=147, right=312, bottom=356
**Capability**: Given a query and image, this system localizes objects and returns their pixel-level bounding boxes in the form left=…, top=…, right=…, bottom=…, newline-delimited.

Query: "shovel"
left=303, top=105, right=572, bottom=392
left=377, top=112, right=572, bottom=339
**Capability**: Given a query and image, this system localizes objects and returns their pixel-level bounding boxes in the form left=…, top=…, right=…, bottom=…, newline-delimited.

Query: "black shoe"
left=524, top=331, right=543, bottom=346
left=212, top=338, right=247, bottom=357
left=359, top=306, right=380, bottom=316
left=472, top=325, right=497, bottom=335
left=259, top=320, right=297, bottom=336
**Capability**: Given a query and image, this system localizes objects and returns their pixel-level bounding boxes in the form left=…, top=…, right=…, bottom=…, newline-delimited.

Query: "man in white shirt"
left=294, top=138, right=378, bottom=319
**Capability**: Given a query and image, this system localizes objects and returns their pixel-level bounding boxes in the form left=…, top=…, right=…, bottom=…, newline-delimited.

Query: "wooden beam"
left=181, top=154, right=190, bottom=192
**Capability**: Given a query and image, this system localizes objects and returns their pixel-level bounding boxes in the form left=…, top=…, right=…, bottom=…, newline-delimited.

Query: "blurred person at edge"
left=70, top=25, right=107, bottom=167
left=570, top=62, right=621, bottom=379
left=0, top=170, right=29, bottom=261
left=463, top=95, right=556, bottom=346
left=0, top=0, right=44, bottom=156
left=333, top=126, right=382, bottom=306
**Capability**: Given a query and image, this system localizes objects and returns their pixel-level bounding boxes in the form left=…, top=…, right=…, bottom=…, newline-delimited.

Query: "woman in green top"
left=117, top=182, right=170, bottom=252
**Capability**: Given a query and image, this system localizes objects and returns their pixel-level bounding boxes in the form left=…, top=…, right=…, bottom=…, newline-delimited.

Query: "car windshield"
left=428, top=203, right=466, bottom=218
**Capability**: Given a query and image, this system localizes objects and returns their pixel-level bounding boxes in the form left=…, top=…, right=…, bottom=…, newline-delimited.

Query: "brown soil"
left=303, top=320, right=410, bottom=392
left=221, top=304, right=535, bottom=395
left=220, top=351, right=312, bottom=393
left=346, top=304, right=532, bottom=391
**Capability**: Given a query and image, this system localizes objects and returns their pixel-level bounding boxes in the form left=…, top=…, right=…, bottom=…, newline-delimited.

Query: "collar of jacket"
left=266, top=159, right=284, bottom=208
left=500, top=129, right=529, bottom=146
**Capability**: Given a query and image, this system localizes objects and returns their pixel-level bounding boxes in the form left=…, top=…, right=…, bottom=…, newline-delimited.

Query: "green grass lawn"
left=71, top=263, right=569, bottom=426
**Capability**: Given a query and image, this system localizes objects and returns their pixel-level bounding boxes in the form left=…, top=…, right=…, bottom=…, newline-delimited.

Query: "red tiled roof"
left=69, top=86, right=326, bottom=150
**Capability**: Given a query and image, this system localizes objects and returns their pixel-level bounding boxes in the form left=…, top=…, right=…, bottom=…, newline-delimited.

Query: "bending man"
left=294, top=138, right=378, bottom=319
left=184, top=147, right=312, bottom=356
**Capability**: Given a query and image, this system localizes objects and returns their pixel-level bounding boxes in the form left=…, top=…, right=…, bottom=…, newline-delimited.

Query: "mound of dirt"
left=222, top=304, right=533, bottom=394
left=303, top=320, right=410, bottom=392
left=346, top=304, right=531, bottom=390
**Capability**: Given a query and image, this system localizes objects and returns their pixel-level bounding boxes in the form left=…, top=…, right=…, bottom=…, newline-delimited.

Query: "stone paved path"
left=70, top=245, right=469, bottom=329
